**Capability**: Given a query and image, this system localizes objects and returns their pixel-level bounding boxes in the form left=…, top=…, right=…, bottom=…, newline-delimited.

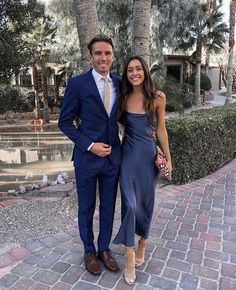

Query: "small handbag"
left=155, top=146, right=172, bottom=181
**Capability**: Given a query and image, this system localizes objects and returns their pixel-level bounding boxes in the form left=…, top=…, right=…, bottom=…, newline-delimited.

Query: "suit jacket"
left=58, top=69, right=122, bottom=169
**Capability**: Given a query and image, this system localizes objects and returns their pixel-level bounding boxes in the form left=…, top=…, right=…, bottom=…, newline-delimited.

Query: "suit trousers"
left=75, top=157, right=120, bottom=253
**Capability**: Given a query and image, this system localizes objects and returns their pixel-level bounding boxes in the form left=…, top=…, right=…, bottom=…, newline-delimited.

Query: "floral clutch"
left=155, top=146, right=172, bottom=181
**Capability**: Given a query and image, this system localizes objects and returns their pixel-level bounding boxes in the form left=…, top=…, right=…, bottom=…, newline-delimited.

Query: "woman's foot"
left=135, top=238, right=147, bottom=267
left=124, top=247, right=136, bottom=285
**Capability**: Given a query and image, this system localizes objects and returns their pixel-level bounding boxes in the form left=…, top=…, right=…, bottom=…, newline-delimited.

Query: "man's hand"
left=90, top=143, right=112, bottom=157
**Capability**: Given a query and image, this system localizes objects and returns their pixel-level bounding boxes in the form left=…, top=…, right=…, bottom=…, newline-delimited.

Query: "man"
left=58, top=35, right=121, bottom=275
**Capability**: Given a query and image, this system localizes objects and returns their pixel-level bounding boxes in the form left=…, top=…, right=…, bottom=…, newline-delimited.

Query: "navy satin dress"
left=113, top=112, right=158, bottom=247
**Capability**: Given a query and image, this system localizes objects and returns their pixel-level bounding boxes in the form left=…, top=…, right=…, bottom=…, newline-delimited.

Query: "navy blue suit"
left=58, top=69, right=121, bottom=253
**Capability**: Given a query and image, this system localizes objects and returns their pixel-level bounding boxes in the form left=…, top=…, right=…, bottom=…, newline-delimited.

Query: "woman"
left=113, top=56, right=172, bottom=285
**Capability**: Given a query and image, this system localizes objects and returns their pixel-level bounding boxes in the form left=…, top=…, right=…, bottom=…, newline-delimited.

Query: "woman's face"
left=127, top=59, right=145, bottom=87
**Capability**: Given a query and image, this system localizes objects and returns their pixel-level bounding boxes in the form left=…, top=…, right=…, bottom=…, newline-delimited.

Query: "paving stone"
left=219, top=277, right=236, bottom=290
left=70, top=244, right=84, bottom=254
left=98, top=270, right=121, bottom=288
left=200, top=233, right=221, bottom=242
left=52, top=242, right=74, bottom=255
left=0, top=274, right=19, bottom=288
left=195, top=223, right=208, bottom=232
left=39, top=236, right=59, bottom=248
left=51, top=282, right=71, bottom=290
left=72, top=281, right=102, bottom=290
left=203, top=258, right=219, bottom=269
left=179, top=229, right=199, bottom=238
left=162, top=267, right=180, bottom=280
left=61, top=265, right=85, bottom=284
left=223, top=241, right=236, bottom=254
left=9, top=247, right=31, bottom=261
left=200, top=278, right=218, bottom=290
left=135, top=285, right=154, bottom=290
left=166, top=220, right=181, bottom=231
left=205, top=250, right=228, bottom=261
left=230, top=254, right=236, bottom=264
left=32, top=269, right=61, bottom=285
left=24, top=241, right=45, bottom=253
left=170, top=250, right=185, bottom=260
left=51, top=261, right=71, bottom=273
left=197, top=215, right=209, bottom=223
left=165, top=241, right=188, bottom=252
left=0, top=254, right=14, bottom=268
left=36, top=252, right=61, bottom=269
left=61, top=251, right=83, bottom=265
left=186, top=250, right=203, bottom=264
left=145, top=259, right=165, bottom=275
left=162, top=229, right=176, bottom=240
left=176, top=235, right=190, bottom=244
left=206, top=241, right=221, bottom=251
left=80, top=270, right=101, bottom=283
left=158, top=202, right=176, bottom=209
left=167, top=258, right=191, bottom=272
left=8, top=278, right=34, bottom=290
left=192, top=265, right=219, bottom=280
left=179, top=273, right=199, bottom=290
left=24, top=254, right=42, bottom=265
left=223, top=231, right=236, bottom=242
left=190, top=238, right=205, bottom=251
left=11, top=263, right=38, bottom=278
left=30, top=283, right=50, bottom=290
left=209, top=222, right=229, bottom=230
left=149, top=276, right=177, bottom=289
left=221, top=263, right=236, bottom=279
left=53, top=232, right=73, bottom=242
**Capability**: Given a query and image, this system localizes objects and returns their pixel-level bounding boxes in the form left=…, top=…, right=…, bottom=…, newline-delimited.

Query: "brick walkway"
left=0, top=159, right=235, bottom=290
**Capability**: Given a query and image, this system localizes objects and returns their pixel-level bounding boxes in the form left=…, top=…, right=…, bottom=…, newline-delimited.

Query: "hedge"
left=166, top=104, right=236, bottom=184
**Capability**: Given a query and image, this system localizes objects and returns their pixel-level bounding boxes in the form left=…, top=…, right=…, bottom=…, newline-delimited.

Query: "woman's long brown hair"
left=120, top=56, right=156, bottom=118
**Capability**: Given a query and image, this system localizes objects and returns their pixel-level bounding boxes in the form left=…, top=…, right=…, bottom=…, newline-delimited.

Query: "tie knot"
left=103, top=76, right=109, bottom=83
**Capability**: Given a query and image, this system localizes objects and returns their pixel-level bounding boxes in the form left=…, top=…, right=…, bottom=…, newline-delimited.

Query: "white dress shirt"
left=92, top=69, right=117, bottom=113
left=87, top=69, right=117, bottom=150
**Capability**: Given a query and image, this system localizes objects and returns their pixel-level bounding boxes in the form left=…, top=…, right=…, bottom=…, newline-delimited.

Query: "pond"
left=0, top=124, right=74, bottom=193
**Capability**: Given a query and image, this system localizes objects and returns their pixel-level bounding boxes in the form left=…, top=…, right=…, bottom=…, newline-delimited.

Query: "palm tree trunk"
left=131, top=0, right=151, bottom=65
left=194, top=40, right=202, bottom=105
left=225, top=0, right=236, bottom=105
left=32, top=64, right=41, bottom=119
left=73, top=0, right=100, bottom=72
left=205, top=50, right=210, bottom=75
left=42, top=73, right=50, bottom=122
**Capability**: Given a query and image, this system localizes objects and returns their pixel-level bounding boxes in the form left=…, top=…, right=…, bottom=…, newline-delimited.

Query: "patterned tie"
left=103, top=76, right=110, bottom=115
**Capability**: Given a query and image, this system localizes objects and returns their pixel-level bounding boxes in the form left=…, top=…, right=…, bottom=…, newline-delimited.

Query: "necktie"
left=103, top=76, right=110, bottom=115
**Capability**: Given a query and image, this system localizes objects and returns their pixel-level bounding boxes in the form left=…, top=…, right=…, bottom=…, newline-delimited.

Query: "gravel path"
left=0, top=194, right=77, bottom=255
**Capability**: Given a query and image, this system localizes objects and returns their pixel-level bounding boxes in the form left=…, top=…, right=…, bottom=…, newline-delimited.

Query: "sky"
left=222, top=0, right=230, bottom=22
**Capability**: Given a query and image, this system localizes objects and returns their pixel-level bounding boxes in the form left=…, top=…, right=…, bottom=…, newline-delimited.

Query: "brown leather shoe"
left=84, top=253, right=101, bottom=275
left=97, top=250, right=119, bottom=272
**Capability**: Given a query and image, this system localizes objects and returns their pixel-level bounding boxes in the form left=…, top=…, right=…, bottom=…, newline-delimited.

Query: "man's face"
left=90, top=41, right=114, bottom=76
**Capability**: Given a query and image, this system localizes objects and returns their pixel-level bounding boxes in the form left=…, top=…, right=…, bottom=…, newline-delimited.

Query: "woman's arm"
left=154, top=91, right=172, bottom=175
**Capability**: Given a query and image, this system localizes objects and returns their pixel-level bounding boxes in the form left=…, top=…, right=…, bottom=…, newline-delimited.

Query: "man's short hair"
left=87, top=34, right=114, bottom=54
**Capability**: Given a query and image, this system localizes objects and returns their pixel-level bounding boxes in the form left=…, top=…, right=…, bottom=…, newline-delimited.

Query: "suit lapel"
left=84, top=70, right=107, bottom=114
left=110, top=73, right=120, bottom=117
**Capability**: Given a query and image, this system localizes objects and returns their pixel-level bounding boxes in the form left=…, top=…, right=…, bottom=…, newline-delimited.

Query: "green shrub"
left=162, top=76, right=193, bottom=113
left=0, top=85, right=34, bottom=114
left=188, top=72, right=212, bottom=91
left=166, top=104, right=236, bottom=184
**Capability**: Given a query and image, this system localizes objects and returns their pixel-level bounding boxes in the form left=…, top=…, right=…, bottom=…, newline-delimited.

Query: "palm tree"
left=177, top=2, right=228, bottom=104
left=204, top=6, right=229, bottom=75
left=225, top=0, right=236, bottom=105
left=73, top=0, right=100, bottom=72
left=25, top=16, right=57, bottom=121
left=131, top=0, right=152, bottom=65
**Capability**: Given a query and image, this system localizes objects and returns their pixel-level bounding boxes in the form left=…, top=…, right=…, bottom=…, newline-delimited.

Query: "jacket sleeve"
left=58, top=79, right=93, bottom=152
